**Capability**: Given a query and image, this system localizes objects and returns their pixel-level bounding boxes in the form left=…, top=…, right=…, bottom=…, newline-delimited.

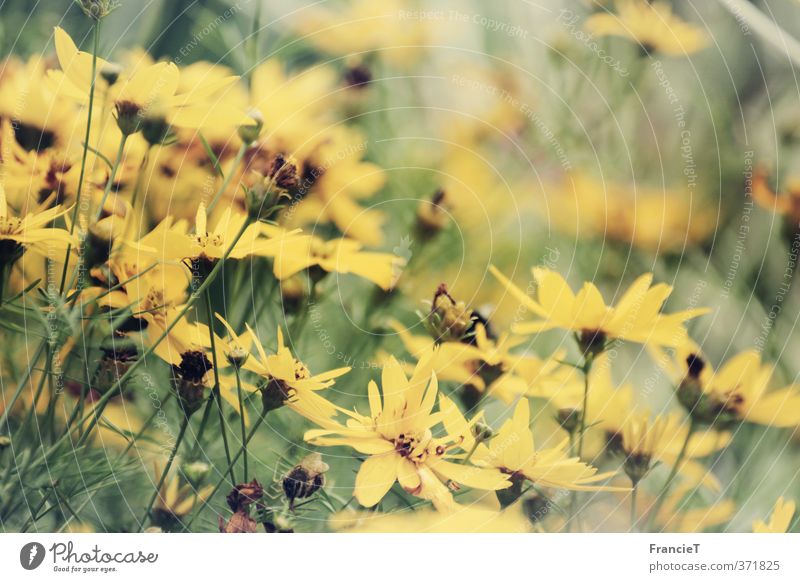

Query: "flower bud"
left=237, top=108, right=264, bottom=144
left=141, top=114, right=173, bottom=146
left=114, top=100, right=142, bottom=136
left=182, top=461, right=211, bottom=486
left=471, top=421, right=494, bottom=443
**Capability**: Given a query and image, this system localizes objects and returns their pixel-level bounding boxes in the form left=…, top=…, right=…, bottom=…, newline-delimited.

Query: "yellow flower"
left=242, top=327, right=349, bottom=421
left=285, top=126, right=387, bottom=246
left=158, top=202, right=296, bottom=266
left=489, top=266, right=708, bottom=349
left=753, top=497, right=796, bottom=533
left=585, top=0, right=709, bottom=55
left=390, top=319, right=568, bottom=404
left=51, top=27, right=247, bottom=132
left=647, top=483, right=735, bottom=532
left=442, top=397, right=628, bottom=494
left=292, top=0, right=427, bottom=67
left=660, top=342, right=800, bottom=428
left=152, top=465, right=213, bottom=526
left=305, top=355, right=510, bottom=511
left=258, top=234, right=404, bottom=291
left=542, top=172, right=713, bottom=253
left=0, top=184, right=74, bottom=263
left=620, top=412, right=729, bottom=489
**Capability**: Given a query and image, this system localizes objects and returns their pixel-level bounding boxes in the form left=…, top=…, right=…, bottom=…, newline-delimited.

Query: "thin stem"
left=576, top=355, right=594, bottom=459
left=234, top=366, right=248, bottom=481
left=207, top=143, right=247, bottom=214
left=647, top=418, right=696, bottom=532
left=17, top=217, right=256, bottom=477
left=630, top=484, right=638, bottom=532
left=567, top=354, right=594, bottom=532
left=204, top=287, right=236, bottom=488
left=138, top=415, right=190, bottom=532
left=93, top=132, right=128, bottom=223
left=463, top=439, right=481, bottom=465
left=247, top=0, right=262, bottom=86
left=60, top=18, right=101, bottom=294
left=189, top=394, right=215, bottom=460
left=186, top=411, right=266, bottom=528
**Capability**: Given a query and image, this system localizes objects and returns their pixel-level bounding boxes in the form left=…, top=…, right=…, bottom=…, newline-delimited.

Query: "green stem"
left=186, top=411, right=266, bottom=529
left=138, top=415, right=190, bottom=532
left=567, top=354, right=594, bottom=532
left=234, top=366, right=248, bottom=481
left=630, top=484, right=638, bottom=532
left=93, top=132, right=128, bottom=223
left=647, top=418, right=696, bottom=532
left=59, top=18, right=101, bottom=295
left=207, top=143, right=247, bottom=214
left=204, top=287, right=236, bottom=488
left=576, top=355, right=594, bottom=459
left=16, top=217, right=256, bottom=478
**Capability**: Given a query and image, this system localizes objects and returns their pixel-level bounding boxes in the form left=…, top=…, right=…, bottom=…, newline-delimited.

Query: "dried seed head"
left=171, top=351, right=212, bottom=416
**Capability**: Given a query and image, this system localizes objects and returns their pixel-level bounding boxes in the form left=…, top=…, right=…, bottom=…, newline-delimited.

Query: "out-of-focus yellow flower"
left=285, top=127, right=387, bottom=246
left=305, top=355, right=511, bottom=511
left=585, top=0, right=709, bottom=55
left=330, top=505, right=531, bottom=533
left=152, top=465, right=213, bottom=526
left=0, top=184, right=75, bottom=262
left=390, top=319, right=568, bottom=404
left=620, top=412, right=729, bottom=489
left=258, top=234, right=404, bottom=291
left=442, top=397, right=628, bottom=494
left=490, top=265, right=709, bottom=350
left=659, top=342, right=800, bottom=428
left=543, top=172, right=713, bottom=253
left=646, top=483, right=735, bottom=532
left=293, top=0, right=427, bottom=67
left=50, top=27, right=247, bottom=132
left=753, top=497, right=796, bottom=533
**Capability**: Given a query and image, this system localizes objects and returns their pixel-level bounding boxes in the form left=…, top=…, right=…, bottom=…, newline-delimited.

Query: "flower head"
left=585, top=1, right=708, bottom=56
left=753, top=497, right=796, bottom=533
left=243, top=327, right=349, bottom=420
left=305, top=355, right=510, bottom=511
left=490, top=266, right=708, bottom=349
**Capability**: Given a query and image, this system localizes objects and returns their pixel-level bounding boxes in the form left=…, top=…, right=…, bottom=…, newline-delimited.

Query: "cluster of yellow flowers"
left=0, top=0, right=798, bottom=535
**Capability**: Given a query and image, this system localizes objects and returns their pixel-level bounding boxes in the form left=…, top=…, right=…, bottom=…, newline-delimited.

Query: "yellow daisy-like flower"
left=258, top=234, right=404, bottom=291
left=542, top=172, right=713, bottom=253
left=305, top=355, right=511, bottom=511
left=242, top=327, right=349, bottom=422
left=489, top=265, right=708, bottom=350
left=442, top=397, right=628, bottom=498
left=158, top=202, right=296, bottom=266
left=644, top=483, right=736, bottom=533
left=753, top=497, right=796, bottom=533
left=660, top=342, right=800, bottom=428
left=389, top=319, right=568, bottom=405
left=585, top=0, right=709, bottom=56
left=50, top=27, right=246, bottom=132
left=0, top=184, right=74, bottom=263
